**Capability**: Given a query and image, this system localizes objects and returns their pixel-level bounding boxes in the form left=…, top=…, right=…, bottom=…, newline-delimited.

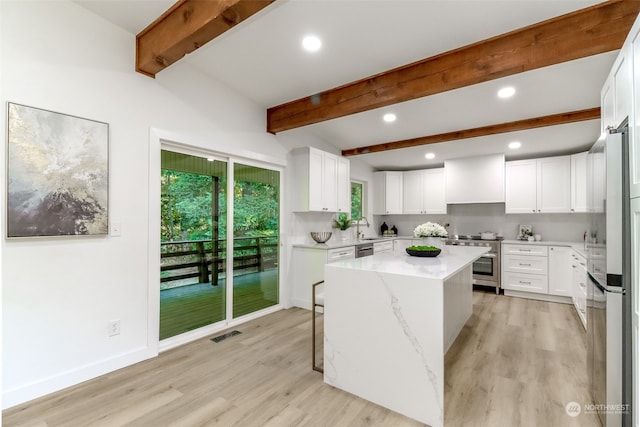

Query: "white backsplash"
left=290, top=211, right=378, bottom=245
left=372, top=203, right=589, bottom=243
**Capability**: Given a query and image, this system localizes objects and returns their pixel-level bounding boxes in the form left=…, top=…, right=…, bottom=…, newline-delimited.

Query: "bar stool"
left=311, top=280, right=324, bottom=373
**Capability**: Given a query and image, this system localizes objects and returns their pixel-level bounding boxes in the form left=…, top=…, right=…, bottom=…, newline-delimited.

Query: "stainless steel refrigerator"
left=587, top=121, right=632, bottom=426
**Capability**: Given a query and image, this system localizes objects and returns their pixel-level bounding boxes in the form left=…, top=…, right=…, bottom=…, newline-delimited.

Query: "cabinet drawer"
left=373, top=240, right=393, bottom=253
left=503, top=255, right=548, bottom=275
left=503, top=244, right=548, bottom=256
left=327, top=246, right=355, bottom=262
left=502, top=272, right=548, bottom=293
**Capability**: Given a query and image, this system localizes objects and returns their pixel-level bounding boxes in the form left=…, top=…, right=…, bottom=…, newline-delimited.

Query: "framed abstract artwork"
left=7, top=102, right=109, bottom=237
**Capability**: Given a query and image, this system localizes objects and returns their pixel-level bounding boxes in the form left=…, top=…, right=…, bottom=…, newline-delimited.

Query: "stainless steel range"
left=444, top=235, right=502, bottom=294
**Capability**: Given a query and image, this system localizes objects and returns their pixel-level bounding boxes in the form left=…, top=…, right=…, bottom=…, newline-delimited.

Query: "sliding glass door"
left=160, top=151, right=227, bottom=339
left=159, top=151, right=280, bottom=339
left=232, top=162, right=280, bottom=318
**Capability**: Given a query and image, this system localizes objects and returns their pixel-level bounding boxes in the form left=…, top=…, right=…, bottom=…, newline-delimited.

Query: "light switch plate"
left=110, top=222, right=121, bottom=237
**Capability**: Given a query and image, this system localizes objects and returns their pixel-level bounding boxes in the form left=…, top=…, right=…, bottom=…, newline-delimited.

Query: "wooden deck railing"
left=160, top=236, right=278, bottom=285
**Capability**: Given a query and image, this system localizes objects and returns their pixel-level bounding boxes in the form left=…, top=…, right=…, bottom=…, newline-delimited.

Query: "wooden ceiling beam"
left=267, top=0, right=639, bottom=134
left=341, top=108, right=601, bottom=156
left=136, top=0, right=275, bottom=78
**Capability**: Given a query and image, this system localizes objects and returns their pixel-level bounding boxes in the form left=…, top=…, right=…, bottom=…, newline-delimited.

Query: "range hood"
left=444, top=154, right=505, bottom=204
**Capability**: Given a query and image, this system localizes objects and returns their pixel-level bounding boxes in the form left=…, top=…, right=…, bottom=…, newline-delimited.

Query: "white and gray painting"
left=7, top=103, right=108, bottom=237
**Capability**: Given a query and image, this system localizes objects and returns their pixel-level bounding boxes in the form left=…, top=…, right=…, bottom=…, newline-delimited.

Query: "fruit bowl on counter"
left=406, top=245, right=441, bottom=257
left=310, top=231, right=332, bottom=243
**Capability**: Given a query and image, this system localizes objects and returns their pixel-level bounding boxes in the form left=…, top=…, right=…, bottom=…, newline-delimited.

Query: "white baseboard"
left=503, top=290, right=572, bottom=304
left=3, top=346, right=156, bottom=410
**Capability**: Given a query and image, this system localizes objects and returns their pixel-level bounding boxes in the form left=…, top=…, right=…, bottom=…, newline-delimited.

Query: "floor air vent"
left=211, top=330, right=242, bottom=343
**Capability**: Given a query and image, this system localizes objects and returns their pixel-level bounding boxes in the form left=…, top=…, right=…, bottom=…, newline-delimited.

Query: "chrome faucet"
left=355, top=216, right=370, bottom=240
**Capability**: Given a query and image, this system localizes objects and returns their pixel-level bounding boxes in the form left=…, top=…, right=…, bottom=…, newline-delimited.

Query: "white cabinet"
left=548, top=246, right=572, bottom=297
left=613, top=45, right=632, bottom=130
left=602, top=74, right=614, bottom=135
left=571, top=152, right=588, bottom=213
left=505, top=160, right=537, bottom=213
left=631, top=24, right=640, bottom=197
left=402, top=168, right=446, bottom=214
left=291, top=245, right=355, bottom=309
left=505, top=156, right=571, bottom=214
left=374, top=171, right=403, bottom=214
left=502, top=243, right=548, bottom=294
left=393, top=238, right=420, bottom=254
left=373, top=240, right=393, bottom=254
left=291, top=147, right=349, bottom=213
left=337, top=156, right=351, bottom=213
left=571, top=250, right=587, bottom=330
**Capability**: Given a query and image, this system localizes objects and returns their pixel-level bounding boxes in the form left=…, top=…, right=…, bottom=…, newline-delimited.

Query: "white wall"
left=1, top=0, right=287, bottom=408
left=376, top=203, right=589, bottom=242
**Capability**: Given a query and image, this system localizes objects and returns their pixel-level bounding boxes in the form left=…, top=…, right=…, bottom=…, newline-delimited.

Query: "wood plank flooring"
left=3, top=290, right=600, bottom=427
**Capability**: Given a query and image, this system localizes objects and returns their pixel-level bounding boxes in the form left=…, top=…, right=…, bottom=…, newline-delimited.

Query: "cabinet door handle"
left=519, top=280, right=532, bottom=285
left=519, top=263, right=532, bottom=267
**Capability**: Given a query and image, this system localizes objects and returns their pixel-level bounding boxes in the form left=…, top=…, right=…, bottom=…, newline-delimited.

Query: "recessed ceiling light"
left=383, top=113, right=397, bottom=123
left=508, top=141, right=521, bottom=149
left=302, top=35, right=322, bottom=52
left=425, top=152, right=435, bottom=159
left=498, top=86, right=516, bottom=98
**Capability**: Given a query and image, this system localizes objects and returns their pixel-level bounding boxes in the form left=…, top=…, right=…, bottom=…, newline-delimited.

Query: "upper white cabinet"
left=614, top=45, right=632, bottom=130
left=445, top=154, right=504, bottom=204
left=291, top=147, right=350, bottom=213
left=506, top=156, right=571, bottom=214
left=631, top=21, right=640, bottom=198
left=374, top=171, right=403, bottom=215
left=337, top=157, right=351, bottom=213
left=505, top=159, right=537, bottom=214
left=571, top=152, right=587, bottom=213
left=402, top=168, right=446, bottom=214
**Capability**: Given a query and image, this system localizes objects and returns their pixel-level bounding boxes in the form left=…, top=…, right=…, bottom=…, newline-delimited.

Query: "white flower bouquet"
left=413, top=222, right=448, bottom=238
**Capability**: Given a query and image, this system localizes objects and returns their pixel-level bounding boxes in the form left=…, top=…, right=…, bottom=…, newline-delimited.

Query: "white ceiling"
left=76, top=0, right=614, bottom=170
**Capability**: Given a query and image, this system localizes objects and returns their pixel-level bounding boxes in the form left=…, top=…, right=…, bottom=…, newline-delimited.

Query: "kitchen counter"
left=323, top=245, right=487, bottom=426
left=292, top=235, right=413, bottom=250
left=327, top=245, right=488, bottom=281
left=501, top=239, right=587, bottom=258
left=292, top=236, right=402, bottom=249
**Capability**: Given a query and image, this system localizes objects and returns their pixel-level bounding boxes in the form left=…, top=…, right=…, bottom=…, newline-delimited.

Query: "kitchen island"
left=323, top=245, right=488, bottom=427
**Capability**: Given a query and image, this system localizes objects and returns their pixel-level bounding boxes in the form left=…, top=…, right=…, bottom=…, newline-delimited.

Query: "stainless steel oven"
left=444, top=235, right=501, bottom=294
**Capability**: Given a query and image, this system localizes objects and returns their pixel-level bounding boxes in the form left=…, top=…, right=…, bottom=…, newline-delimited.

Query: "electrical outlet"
left=108, top=319, right=121, bottom=337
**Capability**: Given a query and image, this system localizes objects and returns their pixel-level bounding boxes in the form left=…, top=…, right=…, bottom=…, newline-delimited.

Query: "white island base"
left=323, top=247, right=487, bottom=427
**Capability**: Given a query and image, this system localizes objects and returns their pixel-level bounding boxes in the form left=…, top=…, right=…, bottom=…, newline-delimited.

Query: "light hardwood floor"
left=4, top=290, right=600, bottom=427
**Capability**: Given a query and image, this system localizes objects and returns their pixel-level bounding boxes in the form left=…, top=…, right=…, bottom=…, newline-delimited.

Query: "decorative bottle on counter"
left=391, top=225, right=398, bottom=236
left=381, top=222, right=388, bottom=235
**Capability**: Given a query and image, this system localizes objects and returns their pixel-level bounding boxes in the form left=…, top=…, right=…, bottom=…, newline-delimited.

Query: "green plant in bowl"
left=407, top=245, right=440, bottom=251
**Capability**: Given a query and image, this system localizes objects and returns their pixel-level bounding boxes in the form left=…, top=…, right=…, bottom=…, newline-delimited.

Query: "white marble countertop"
left=293, top=235, right=414, bottom=250
left=501, top=239, right=587, bottom=258
left=326, top=246, right=488, bottom=281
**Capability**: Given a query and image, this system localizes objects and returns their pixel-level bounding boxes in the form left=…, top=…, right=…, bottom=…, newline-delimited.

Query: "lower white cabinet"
left=502, top=242, right=586, bottom=313
left=291, top=245, right=355, bottom=309
left=548, top=246, right=572, bottom=297
left=571, top=250, right=587, bottom=330
left=373, top=240, right=393, bottom=254
left=393, top=238, right=420, bottom=254
left=502, top=244, right=548, bottom=293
